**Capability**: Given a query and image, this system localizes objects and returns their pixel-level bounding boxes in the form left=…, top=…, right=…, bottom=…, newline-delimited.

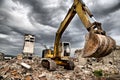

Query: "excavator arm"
left=53, top=0, right=115, bottom=58
left=54, top=4, right=76, bottom=58
left=74, top=0, right=105, bottom=34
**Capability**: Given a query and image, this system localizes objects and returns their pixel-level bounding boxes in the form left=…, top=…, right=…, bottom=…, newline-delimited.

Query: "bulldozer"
left=41, top=0, right=116, bottom=70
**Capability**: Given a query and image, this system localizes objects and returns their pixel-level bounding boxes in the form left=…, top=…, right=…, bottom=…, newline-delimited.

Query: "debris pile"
left=0, top=55, right=120, bottom=80
left=91, top=63, right=120, bottom=76
left=0, top=57, right=44, bottom=80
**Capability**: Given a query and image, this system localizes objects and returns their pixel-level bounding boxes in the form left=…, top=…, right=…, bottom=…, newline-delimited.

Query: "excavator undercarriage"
left=41, top=58, right=75, bottom=71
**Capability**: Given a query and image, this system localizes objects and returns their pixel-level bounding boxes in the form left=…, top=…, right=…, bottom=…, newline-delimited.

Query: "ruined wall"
left=0, top=52, right=4, bottom=61
left=22, top=34, right=35, bottom=59
left=23, top=34, right=35, bottom=54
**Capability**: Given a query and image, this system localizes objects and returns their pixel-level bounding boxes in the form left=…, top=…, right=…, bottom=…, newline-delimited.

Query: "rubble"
left=0, top=55, right=120, bottom=80
left=20, top=62, right=31, bottom=69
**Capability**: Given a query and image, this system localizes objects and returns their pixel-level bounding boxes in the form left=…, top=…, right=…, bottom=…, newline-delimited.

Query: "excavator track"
left=41, top=58, right=57, bottom=71
left=64, top=60, right=75, bottom=70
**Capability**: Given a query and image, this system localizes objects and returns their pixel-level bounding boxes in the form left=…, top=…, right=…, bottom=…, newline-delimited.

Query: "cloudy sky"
left=0, top=0, right=120, bottom=56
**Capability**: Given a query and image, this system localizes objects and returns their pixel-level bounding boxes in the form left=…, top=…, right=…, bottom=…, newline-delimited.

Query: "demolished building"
left=22, top=34, right=35, bottom=59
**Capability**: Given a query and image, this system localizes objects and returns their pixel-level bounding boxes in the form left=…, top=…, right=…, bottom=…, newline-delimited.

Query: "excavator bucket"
left=82, top=32, right=116, bottom=58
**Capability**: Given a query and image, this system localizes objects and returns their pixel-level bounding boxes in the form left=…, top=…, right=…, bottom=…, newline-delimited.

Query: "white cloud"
left=0, top=34, right=8, bottom=38
left=30, top=17, right=57, bottom=35
left=42, top=0, right=72, bottom=9
left=0, top=0, right=36, bottom=31
left=42, top=0, right=61, bottom=8
left=96, top=0, right=119, bottom=9
left=85, top=0, right=119, bottom=7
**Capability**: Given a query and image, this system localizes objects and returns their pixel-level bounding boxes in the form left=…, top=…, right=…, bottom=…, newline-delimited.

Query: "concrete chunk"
left=20, top=62, right=31, bottom=69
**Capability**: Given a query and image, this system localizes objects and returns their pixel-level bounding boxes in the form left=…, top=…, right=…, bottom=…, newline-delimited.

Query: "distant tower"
left=23, top=34, right=35, bottom=59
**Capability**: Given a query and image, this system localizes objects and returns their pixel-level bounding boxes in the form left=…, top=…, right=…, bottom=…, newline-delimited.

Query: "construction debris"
left=0, top=54, right=120, bottom=80
left=1, top=47, right=120, bottom=80
left=20, top=62, right=31, bottom=69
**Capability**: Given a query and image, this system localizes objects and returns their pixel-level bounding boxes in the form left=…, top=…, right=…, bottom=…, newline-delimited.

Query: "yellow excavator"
left=41, top=0, right=116, bottom=70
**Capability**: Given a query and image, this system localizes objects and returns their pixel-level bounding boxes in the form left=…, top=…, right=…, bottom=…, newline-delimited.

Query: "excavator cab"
left=42, top=42, right=71, bottom=59
left=60, top=42, right=71, bottom=60
left=41, top=42, right=74, bottom=70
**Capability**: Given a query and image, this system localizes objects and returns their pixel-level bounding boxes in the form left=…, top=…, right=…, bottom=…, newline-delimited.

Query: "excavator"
left=41, top=0, right=116, bottom=70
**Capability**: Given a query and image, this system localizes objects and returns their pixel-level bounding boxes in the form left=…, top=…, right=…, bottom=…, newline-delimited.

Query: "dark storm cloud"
left=0, top=0, right=120, bottom=56
left=0, top=0, right=3, bottom=5
left=0, top=25, right=12, bottom=34
left=94, top=3, right=120, bottom=15
left=103, top=10, right=120, bottom=35
left=14, top=0, right=73, bottom=45
left=15, top=0, right=50, bottom=23
left=85, top=0, right=120, bottom=18
left=13, top=0, right=69, bottom=27
left=11, top=0, right=76, bottom=46
left=0, top=38, right=10, bottom=45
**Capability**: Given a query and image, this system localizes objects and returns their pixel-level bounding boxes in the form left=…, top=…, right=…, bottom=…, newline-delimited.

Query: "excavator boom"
left=54, top=4, right=76, bottom=58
